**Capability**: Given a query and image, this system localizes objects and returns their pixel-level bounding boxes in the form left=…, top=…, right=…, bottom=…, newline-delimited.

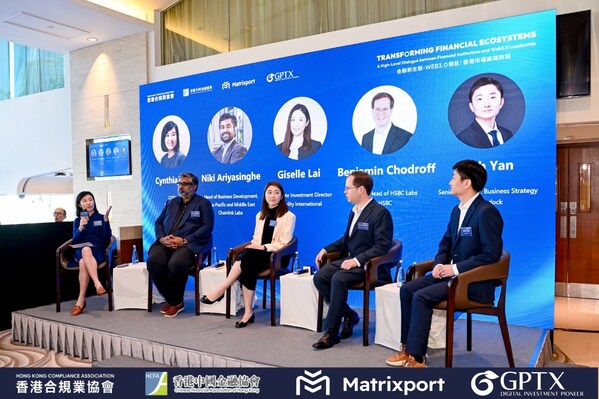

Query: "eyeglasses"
left=177, top=181, right=193, bottom=186
left=53, top=212, right=65, bottom=216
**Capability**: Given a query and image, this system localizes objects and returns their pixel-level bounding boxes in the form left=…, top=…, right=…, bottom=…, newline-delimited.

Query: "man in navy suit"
left=456, top=77, right=514, bottom=148
left=313, top=171, right=394, bottom=349
left=211, top=113, right=248, bottom=164
left=386, top=160, right=503, bottom=367
left=361, top=92, right=412, bottom=155
left=147, top=172, right=214, bottom=317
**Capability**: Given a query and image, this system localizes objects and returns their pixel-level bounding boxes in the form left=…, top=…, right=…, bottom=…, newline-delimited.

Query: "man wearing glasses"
left=361, top=92, right=412, bottom=155
left=53, top=208, right=67, bottom=222
left=147, top=172, right=215, bottom=317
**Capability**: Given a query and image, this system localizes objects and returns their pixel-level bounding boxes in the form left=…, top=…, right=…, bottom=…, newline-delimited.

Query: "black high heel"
left=235, top=314, right=255, bottom=328
left=200, top=293, right=224, bottom=305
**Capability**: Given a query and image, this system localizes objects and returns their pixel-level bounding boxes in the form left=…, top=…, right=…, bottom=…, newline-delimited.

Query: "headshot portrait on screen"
left=208, top=108, right=252, bottom=164
left=274, top=97, right=327, bottom=160
left=152, top=115, right=191, bottom=168
left=449, top=73, right=525, bottom=149
left=353, top=85, right=417, bottom=155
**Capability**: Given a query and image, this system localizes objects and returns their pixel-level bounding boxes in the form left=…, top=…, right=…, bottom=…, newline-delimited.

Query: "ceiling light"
left=87, top=37, right=98, bottom=42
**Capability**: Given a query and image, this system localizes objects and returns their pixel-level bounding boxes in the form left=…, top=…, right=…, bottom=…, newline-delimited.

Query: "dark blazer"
left=361, top=124, right=412, bottom=154
left=212, top=140, right=248, bottom=164
left=456, top=120, right=514, bottom=148
left=153, top=194, right=214, bottom=254
left=325, top=199, right=393, bottom=280
left=434, top=194, right=503, bottom=302
left=277, top=139, right=322, bottom=160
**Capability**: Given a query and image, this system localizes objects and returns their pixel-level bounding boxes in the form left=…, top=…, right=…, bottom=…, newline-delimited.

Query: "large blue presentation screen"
left=140, top=11, right=556, bottom=329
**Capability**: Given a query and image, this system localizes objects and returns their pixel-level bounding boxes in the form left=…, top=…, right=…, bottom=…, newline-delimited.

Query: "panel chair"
left=406, top=250, right=514, bottom=367
left=55, top=235, right=117, bottom=312
left=316, top=239, right=403, bottom=346
left=225, top=236, right=298, bottom=326
left=147, top=243, right=212, bottom=315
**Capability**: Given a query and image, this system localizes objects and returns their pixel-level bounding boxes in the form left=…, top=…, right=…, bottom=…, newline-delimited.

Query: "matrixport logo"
left=471, top=370, right=500, bottom=396
left=296, top=370, right=330, bottom=396
left=266, top=70, right=298, bottom=83
left=145, top=371, right=168, bottom=396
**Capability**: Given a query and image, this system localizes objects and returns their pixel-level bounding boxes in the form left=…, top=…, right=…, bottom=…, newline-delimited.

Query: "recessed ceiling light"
left=87, top=37, right=98, bottom=42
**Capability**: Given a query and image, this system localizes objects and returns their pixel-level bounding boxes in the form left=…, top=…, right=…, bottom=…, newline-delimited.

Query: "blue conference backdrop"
left=140, top=11, right=556, bottom=329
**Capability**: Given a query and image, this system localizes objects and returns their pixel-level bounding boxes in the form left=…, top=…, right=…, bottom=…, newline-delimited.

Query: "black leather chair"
left=225, top=237, right=298, bottom=326
left=55, top=235, right=117, bottom=312
left=316, top=239, right=403, bottom=346
left=406, top=250, right=514, bottom=367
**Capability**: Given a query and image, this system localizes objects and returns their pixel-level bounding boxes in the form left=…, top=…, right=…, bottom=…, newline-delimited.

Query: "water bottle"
left=131, top=245, right=139, bottom=264
left=397, top=263, right=407, bottom=287
left=212, top=246, right=219, bottom=266
left=292, top=251, right=301, bottom=274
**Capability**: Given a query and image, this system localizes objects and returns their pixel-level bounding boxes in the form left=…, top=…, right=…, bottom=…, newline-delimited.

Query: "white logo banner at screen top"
left=296, top=370, right=330, bottom=396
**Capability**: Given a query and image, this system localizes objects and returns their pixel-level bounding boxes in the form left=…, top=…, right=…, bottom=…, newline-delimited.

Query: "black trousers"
left=238, top=248, right=271, bottom=291
left=147, top=244, right=195, bottom=306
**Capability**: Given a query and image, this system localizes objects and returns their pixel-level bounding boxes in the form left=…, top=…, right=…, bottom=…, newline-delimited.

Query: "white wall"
left=0, top=86, right=72, bottom=194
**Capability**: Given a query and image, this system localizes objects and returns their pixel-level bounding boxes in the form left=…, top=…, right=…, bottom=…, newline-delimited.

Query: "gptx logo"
left=296, top=370, right=330, bottom=396
left=471, top=370, right=565, bottom=396
left=266, top=70, right=298, bottom=83
left=145, top=371, right=168, bottom=396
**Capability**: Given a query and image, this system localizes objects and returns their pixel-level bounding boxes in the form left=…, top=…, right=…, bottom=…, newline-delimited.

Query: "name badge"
left=93, top=220, right=102, bottom=227
left=190, top=211, right=200, bottom=218
left=357, top=222, right=369, bottom=231
left=460, top=227, right=472, bottom=237
left=269, top=220, right=277, bottom=227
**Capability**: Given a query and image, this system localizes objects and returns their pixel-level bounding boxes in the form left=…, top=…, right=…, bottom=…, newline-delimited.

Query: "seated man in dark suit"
left=456, top=77, right=514, bottom=148
left=313, top=171, right=394, bottom=349
left=386, top=160, right=503, bottom=367
left=147, top=172, right=214, bottom=317
left=361, top=92, right=412, bottom=155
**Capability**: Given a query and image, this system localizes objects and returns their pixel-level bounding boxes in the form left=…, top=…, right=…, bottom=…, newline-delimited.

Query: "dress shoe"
left=403, top=355, right=427, bottom=368
left=164, top=303, right=185, bottom=318
left=386, top=344, right=410, bottom=367
left=200, top=293, right=224, bottom=305
left=340, top=310, right=360, bottom=339
left=235, top=314, right=255, bottom=328
left=96, top=286, right=107, bottom=296
left=70, top=301, right=86, bottom=316
left=160, top=303, right=171, bottom=314
left=312, top=330, right=340, bottom=349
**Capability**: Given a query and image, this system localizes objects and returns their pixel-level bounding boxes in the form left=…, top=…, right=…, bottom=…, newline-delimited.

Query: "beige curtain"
left=162, top=0, right=493, bottom=65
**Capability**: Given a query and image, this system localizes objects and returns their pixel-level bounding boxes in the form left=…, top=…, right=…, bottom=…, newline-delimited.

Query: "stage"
left=12, top=291, right=551, bottom=368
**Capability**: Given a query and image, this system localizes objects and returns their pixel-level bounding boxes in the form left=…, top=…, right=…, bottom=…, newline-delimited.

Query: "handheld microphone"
left=80, top=211, right=89, bottom=218
left=294, top=268, right=309, bottom=275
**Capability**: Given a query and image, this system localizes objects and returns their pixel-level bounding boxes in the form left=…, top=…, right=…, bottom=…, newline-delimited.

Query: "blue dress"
left=72, top=211, right=112, bottom=263
left=160, top=150, right=186, bottom=168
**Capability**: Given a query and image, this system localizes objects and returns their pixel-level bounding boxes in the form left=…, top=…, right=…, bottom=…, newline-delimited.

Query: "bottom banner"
left=2, top=367, right=597, bottom=399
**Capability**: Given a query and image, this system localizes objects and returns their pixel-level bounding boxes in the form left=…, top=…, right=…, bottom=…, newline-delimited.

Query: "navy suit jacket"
left=212, top=140, right=248, bottom=164
left=361, top=124, right=412, bottom=154
left=153, top=194, right=214, bottom=254
left=325, top=199, right=393, bottom=282
left=434, top=194, right=503, bottom=303
left=456, top=120, right=514, bottom=148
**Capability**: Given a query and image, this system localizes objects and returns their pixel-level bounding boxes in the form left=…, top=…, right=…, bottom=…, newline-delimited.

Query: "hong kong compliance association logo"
left=146, top=371, right=168, bottom=396
left=471, top=371, right=500, bottom=396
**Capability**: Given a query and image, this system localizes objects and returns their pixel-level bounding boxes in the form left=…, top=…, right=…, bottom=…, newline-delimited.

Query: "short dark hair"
left=371, top=92, right=394, bottom=109
left=468, top=77, right=504, bottom=102
left=350, top=171, right=374, bottom=195
left=160, top=121, right=180, bottom=152
left=453, top=160, right=487, bottom=192
left=219, top=113, right=237, bottom=127
left=179, top=172, right=198, bottom=186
